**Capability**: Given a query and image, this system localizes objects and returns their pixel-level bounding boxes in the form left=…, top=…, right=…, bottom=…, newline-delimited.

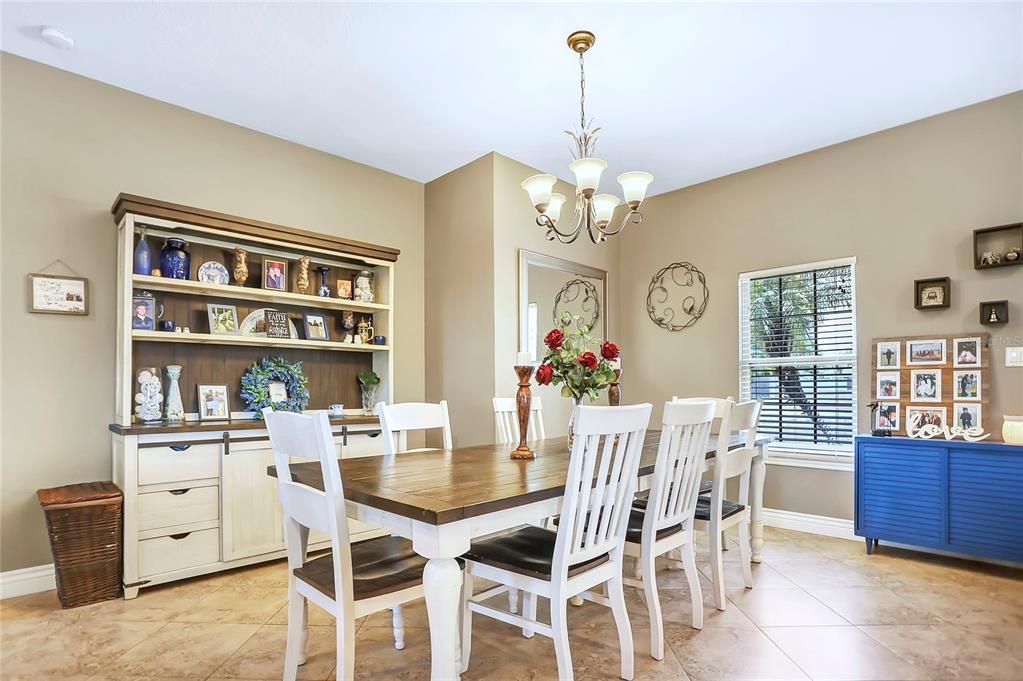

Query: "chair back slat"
left=645, top=400, right=715, bottom=535
left=492, top=396, right=545, bottom=443
left=719, top=400, right=763, bottom=478
left=377, top=401, right=453, bottom=454
left=554, top=404, right=652, bottom=571
left=263, top=408, right=354, bottom=610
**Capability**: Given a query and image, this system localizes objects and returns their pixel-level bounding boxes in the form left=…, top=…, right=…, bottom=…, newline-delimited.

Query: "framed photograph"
left=953, top=370, right=981, bottom=401
left=910, top=369, right=941, bottom=402
left=30, top=273, right=88, bottom=315
left=336, top=279, right=353, bottom=299
left=906, top=405, right=946, bottom=430
left=264, top=309, right=291, bottom=339
left=953, top=337, right=982, bottom=368
left=130, top=295, right=157, bottom=331
left=263, top=258, right=288, bottom=291
left=197, top=384, right=230, bottom=421
left=906, top=338, right=946, bottom=366
left=953, top=403, right=982, bottom=431
left=876, top=371, right=901, bottom=399
left=268, top=381, right=288, bottom=403
left=914, top=276, right=950, bottom=310
left=875, top=403, right=899, bottom=431
left=207, top=303, right=239, bottom=335
left=876, top=341, right=900, bottom=369
left=303, top=312, right=330, bottom=341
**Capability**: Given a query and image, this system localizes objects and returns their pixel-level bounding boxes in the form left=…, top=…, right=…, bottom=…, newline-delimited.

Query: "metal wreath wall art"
left=647, top=262, right=709, bottom=331
left=553, top=278, right=601, bottom=331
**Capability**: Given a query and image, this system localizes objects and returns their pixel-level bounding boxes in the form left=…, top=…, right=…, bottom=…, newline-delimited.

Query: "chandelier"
left=521, top=30, right=653, bottom=245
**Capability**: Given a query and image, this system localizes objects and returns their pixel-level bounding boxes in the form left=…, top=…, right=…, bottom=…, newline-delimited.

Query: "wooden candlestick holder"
left=608, top=368, right=622, bottom=407
left=511, top=365, right=536, bottom=460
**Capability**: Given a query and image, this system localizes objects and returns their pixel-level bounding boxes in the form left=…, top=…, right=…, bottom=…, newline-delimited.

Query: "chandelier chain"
left=578, top=52, right=586, bottom=131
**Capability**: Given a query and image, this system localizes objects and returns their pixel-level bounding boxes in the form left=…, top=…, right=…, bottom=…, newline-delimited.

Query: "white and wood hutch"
left=109, top=195, right=398, bottom=598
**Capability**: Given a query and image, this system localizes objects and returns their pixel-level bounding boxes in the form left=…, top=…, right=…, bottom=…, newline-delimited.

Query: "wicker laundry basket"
left=37, top=481, right=123, bottom=608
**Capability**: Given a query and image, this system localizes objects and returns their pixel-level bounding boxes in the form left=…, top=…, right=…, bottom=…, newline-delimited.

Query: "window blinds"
left=739, top=260, right=857, bottom=454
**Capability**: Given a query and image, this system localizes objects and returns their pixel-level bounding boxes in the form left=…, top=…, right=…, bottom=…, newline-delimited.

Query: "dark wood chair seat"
left=294, top=535, right=428, bottom=601
left=463, top=525, right=608, bottom=581
left=632, top=493, right=745, bottom=521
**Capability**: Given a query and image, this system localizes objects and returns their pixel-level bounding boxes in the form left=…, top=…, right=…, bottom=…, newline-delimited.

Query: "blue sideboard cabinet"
left=855, top=435, right=1023, bottom=563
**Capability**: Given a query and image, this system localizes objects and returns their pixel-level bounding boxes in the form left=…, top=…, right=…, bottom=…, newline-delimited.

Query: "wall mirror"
left=518, top=250, right=608, bottom=363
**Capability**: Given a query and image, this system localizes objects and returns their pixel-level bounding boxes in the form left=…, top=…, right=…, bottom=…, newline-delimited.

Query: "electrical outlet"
left=1007, top=346, right=1023, bottom=367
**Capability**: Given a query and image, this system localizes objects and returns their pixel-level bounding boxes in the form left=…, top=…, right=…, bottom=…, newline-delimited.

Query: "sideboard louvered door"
left=856, top=440, right=945, bottom=548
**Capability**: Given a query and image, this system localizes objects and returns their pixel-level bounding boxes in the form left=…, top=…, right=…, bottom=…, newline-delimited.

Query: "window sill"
left=765, top=447, right=854, bottom=472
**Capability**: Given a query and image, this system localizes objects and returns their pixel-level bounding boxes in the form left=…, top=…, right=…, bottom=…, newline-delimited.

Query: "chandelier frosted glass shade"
left=592, top=194, right=620, bottom=226
left=568, top=158, right=607, bottom=198
left=522, top=31, right=653, bottom=244
left=544, top=193, right=567, bottom=223
left=521, top=174, right=557, bottom=211
left=616, top=171, right=654, bottom=209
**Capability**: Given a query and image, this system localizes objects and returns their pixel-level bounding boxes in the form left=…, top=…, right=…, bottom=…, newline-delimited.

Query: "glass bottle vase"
left=567, top=396, right=584, bottom=451
left=361, top=384, right=378, bottom=416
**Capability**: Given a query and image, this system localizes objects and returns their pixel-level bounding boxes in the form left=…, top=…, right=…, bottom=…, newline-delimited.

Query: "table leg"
left=423, top=557, right=463, bottom=680
left=750, top=449, right=767, bottom=563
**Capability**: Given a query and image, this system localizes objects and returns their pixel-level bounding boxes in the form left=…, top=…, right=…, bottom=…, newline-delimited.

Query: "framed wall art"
left=906, top=339, right=946, bottom=366
left=914, top=276, right=950, bottom=310
left=29, top=273, right=88, bottom=315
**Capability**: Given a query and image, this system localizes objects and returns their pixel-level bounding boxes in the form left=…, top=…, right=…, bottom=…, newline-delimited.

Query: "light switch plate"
left=1007, top=346, right=1023, bottom=367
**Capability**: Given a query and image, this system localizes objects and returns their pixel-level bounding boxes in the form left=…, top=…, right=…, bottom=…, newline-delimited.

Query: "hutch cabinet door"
left=856, top=440, right=946, bottom=548
left=222, top=442, right=284, bottom=561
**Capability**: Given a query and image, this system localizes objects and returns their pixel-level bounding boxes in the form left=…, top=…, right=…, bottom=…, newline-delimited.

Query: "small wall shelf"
left=973, top=222, right=1023, bottom=270
left=132, top=329, right=389, bottom=352
left=132, top=275, right=390, bottom=313
left=979, top=300, right=1009, bottom=325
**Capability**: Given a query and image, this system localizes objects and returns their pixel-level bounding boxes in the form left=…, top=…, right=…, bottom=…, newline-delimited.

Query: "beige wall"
left=424, top=155, right=496, bottom=447
left=620, top=92, right=1023, bottom=520
left=0, top=54, right=426, bottom=571
left=492, top=154, right=620, bottom=435
left=424, top=153, right=621, bottom=444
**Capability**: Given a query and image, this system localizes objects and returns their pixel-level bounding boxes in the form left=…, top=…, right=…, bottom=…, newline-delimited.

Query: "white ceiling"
left=2, top=2, right=1021, bottom=195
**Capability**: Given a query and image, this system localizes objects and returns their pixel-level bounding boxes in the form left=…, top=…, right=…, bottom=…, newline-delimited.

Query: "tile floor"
left=2, top=527, right=1022, bottom=681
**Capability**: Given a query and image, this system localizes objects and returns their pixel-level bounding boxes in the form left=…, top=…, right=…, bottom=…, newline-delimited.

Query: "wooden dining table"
left=268, top=431, right=771, bottom=680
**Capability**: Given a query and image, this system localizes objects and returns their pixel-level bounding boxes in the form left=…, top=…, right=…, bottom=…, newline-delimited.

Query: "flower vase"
left=567, top=396, right=584, bottom=451
left=165, top=365, right=185, bottom=422
left=361, top=384, right=378, bottom=416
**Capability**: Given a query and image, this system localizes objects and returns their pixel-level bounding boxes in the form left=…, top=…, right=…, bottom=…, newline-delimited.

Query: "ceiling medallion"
left=521, top=30, right=653, bottom=245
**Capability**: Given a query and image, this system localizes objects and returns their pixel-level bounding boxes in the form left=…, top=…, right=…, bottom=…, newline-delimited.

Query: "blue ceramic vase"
left=133, top=229, right=152, bottom=275
left=160, top=238, right=191, bottom=280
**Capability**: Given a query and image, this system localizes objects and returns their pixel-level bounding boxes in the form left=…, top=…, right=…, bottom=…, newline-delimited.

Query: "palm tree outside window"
left=739, top=258, right=857, bottom=456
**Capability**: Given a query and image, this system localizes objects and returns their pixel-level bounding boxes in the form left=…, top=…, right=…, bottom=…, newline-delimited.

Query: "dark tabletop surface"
left=268, top=432, right=770, bottom=526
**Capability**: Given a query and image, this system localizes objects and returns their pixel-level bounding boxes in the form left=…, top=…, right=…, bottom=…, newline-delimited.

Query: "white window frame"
left=738, top=257, right=858, bottom=471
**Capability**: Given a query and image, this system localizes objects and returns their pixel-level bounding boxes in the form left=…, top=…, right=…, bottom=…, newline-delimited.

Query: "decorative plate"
left=239, top=308, right=299, bottom=338
left=197, top=261, right=230, bottom=285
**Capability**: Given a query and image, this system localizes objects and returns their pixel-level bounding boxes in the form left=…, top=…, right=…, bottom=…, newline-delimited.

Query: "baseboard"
left=0, top=563, right=56, bottom=599
left=762, top=507, right=857, bottom=541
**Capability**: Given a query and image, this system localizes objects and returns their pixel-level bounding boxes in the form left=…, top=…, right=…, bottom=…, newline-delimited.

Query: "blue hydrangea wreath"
left=240, top=356, right=310, bottom=417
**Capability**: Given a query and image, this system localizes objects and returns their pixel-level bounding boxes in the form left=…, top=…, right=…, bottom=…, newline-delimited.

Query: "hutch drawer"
left=138, top=443, right=221, bottom=485
left=138, top=485, right=220, bottom=531
left=139, top=527, right=220, bottom=577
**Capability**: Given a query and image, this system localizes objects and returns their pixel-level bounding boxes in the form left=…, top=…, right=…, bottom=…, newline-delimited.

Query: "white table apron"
left=339, top=442, right=767, bottom=681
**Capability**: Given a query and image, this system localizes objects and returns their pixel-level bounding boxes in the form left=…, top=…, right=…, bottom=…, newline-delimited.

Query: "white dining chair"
left=460, top=403, right=653, bottom=681
left=376, top=400, right=452, bottom=455
left=263, top=408, right=435, bottom=681
left=492, top=395, right=548, bottom=615
left=623, top=399, right=715, bottom=660
left=677, top=398, right=762, bottom=610
left=493, top=396, right=546, bottom=443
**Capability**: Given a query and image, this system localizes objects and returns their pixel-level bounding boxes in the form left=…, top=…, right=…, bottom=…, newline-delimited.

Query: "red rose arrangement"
left=535, top=313, right=620, bottom=402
